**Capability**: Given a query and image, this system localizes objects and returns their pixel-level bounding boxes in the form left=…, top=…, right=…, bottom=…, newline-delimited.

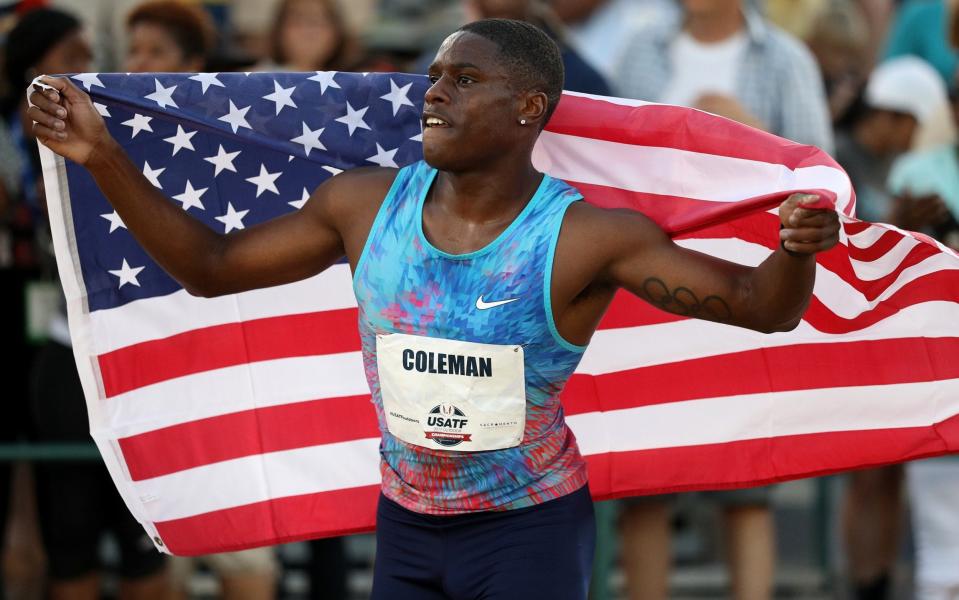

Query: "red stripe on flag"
left=562, top=336, right=959, bottom=415
left=547, top=95, right=844, bottom=172
left=845, top=228, right=908, bottom=262
left=119, top=395, right=379, bottom=481
left=98, top=308, right=360, bottom=398
left=802, top=271, right=959, bottom=334
left=585, top=414, right=959, bottom=500
left=569, top=180, right=833, bottom=236
left=154, top=484, right=381, bottom=555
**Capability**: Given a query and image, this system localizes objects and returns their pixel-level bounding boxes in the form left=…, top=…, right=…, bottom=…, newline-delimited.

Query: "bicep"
left=203, top=176, right=355, bottom=297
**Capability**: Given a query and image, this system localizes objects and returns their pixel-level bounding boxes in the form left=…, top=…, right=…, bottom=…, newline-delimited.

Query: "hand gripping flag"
left=37, top=72, right=959, bottom=555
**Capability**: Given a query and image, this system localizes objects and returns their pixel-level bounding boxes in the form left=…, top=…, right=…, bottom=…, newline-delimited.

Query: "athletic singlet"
left=353, top=159, right=590, bottom=514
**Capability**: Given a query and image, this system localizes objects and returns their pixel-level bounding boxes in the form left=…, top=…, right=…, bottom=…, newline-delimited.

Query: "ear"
left=518, top=90, right=549, bottom=127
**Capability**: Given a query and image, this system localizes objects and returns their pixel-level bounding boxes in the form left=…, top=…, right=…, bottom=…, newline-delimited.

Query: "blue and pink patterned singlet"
left=352, top=159, right=590, bottom=514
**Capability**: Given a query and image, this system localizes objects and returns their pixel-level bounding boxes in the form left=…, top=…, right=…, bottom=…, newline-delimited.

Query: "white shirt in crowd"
left=659, top=30, right=749, bottom=107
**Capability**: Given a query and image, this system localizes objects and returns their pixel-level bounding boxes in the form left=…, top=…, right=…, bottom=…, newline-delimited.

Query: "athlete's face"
left=423, top=32, right=524, bottom=171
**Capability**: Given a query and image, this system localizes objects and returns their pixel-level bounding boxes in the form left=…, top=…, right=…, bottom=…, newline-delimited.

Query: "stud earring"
left=520, top=119, right=527, bottom=125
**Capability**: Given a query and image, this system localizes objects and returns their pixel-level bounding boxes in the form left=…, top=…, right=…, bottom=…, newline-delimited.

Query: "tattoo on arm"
left=641, top=278, right=732, bottom=322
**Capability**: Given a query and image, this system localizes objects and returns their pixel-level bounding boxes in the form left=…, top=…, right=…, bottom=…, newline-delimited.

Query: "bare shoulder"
left=309, top=166, right=399, bottom=214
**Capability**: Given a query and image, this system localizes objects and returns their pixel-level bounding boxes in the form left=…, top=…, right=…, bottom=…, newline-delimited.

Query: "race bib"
left=376, top=332, right=526, bottom=452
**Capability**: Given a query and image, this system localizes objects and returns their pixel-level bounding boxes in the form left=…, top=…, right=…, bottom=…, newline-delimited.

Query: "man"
left=613, top=0, right=834, bottom=154
left=27, top=18, right=839, bottom=600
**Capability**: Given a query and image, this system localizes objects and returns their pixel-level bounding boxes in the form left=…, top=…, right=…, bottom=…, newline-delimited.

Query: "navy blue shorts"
left=371, top=483, right=596, bottom=600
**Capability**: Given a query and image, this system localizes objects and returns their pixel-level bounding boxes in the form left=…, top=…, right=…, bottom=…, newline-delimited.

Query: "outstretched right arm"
left=28, top=76, right=392, bottom=298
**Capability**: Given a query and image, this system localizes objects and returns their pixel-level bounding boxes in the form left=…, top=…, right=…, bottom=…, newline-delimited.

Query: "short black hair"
left=456, top=18, right=564, bottom=127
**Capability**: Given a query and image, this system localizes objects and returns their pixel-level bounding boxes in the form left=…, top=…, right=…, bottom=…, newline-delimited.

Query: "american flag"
left=38, top=71, right=959, bottom=556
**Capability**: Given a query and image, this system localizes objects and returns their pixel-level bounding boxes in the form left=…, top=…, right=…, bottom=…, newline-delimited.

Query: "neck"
left=685, top=7, right=745, bottom=43
left=431, top=153, right=543, bottom=225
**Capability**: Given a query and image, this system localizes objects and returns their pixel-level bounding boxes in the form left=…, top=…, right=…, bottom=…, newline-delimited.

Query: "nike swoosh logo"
left=475, top=295, right=520, bottom=310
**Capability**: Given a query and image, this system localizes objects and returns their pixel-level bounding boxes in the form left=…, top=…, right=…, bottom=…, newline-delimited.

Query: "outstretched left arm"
left=597, top=193, right=840, bottom=333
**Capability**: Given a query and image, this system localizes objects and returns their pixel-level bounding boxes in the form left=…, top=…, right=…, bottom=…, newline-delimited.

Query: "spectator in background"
left=460, top=0, right=610, bottom=95
left=834, top=56, right=951, bottom=600
left=117, top=4, right=282, bottom=598
left=550, top=0, right=676, bottom=81
left=614, top=2, right=831, bottom=597
left=124, top=0, right=215, bottom=72
left=3, top=7, right=171, bottom=600
left=613, top=0, right=834, bottom=154
left=257, top=0, right=362, bottom=72
left=412, top=1, right=610, bottom=95
left=884, top=0, right=958, bottom=87
left=804, top=0, right=871, bottom=124
left=882, top=83, right=959, bottom=600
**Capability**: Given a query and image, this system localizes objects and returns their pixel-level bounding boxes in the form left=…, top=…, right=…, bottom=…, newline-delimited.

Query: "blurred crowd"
left=1, top=0, right=959, bottom=599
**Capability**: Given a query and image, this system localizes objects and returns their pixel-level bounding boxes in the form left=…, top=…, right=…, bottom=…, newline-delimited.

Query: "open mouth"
left=424, top=116, right=450, bottom=128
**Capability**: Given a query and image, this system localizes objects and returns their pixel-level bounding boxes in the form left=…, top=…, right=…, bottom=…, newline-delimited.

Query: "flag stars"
left=72, top=73, right=104, bottom=91
left=109, top=259, right=145, bottom=288
left=204, top=144, right=240, bottom=177
left=173, top=180, right=208, bottom=211
left=366, top=143, right=399, bottom=168
left=189, top=72, right=224, bottom=94
left=245, top=164, right=282, bottom=197
left=144, top=78, right=178, bottom=109
left=163, top=125, right=196, bottom=155
left=335, top=102, right=370, bottom=136
left=289, top=188, right=310, bottom=210
left=263, top=80, right=298, bottom=115
left=94, top=103, right=111, bottom=118
left=215, top=203, right=249, bottom=233
left=121, top=113, right=153, bottom=138
left=380, top=79, right=414, bottom=116
left=219, top=100, right=252, bottom=134
left=290, top=122, right=325, bottom=157
left=322, top=166, right=343, bottom=177
left=307, top=71, right=340, bottom=94
left=100, top=211, right=126, bottom=233
left=142, top=161, right=165, bottom=188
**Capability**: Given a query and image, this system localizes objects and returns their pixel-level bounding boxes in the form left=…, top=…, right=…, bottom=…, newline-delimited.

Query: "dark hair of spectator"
left=126, top=0, right=216, bottom=62
left=269, top=0, right=354, bottom=70
left=2, top=7, right=81, bottom=115
left=456, top=18, right=564, bottom=127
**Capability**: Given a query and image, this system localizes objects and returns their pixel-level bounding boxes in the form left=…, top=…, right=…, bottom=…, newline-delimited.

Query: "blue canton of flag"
left=67, top=72, right=429, bottom=312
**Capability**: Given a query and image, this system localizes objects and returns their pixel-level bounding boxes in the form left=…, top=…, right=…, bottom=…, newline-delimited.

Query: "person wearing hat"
left=835, top=55, right=952, bottom=600
left=3, top=8, right=172, bottom=600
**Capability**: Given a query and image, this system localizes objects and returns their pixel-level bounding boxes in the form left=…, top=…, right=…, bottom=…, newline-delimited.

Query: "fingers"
left=37, top=75, right=82, bottom=100
left=781, top=235, right=839, bottom=254
left=786, top=208, right=833, bottom=227
left=780, top=213, right=840, bottom=255
left=27, top=105, right=67, bottom=136
left=32, top=122, right=66, bottom=145
left=27, top=88, right=67, bottom=119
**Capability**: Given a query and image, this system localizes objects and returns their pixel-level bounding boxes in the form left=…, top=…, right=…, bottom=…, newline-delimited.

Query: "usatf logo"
left=425, top=403, right=471, bottom=447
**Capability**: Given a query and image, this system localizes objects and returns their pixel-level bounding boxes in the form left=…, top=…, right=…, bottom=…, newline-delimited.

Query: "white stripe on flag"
left=99, top=351, right=369, bottom=437
left=132, top=438, right=381, bottom=522
left=532, top=131, right=853, bottom=206
left=568, top=378, right=959, bottom=455
left=90, top=264, right=356, bottom=353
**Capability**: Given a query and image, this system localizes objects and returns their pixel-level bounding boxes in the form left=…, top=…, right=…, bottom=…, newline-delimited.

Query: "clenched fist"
left=778, top=193, right=841, bottom=255
left=26, top=75, right=114, bottom=166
